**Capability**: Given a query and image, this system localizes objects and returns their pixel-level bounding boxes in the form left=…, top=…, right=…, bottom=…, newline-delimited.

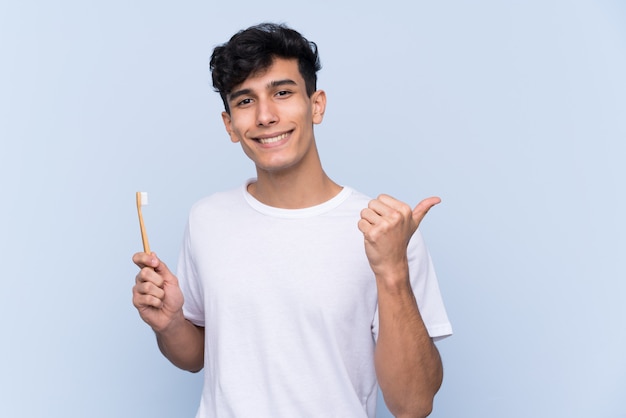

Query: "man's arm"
left=375, top=271, right=443, bottom=417
left=359, top=195, right=443, bottom=418
left=132, top=253, right=204, bottom=372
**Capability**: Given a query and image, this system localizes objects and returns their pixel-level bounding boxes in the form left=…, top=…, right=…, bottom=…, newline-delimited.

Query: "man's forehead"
left=232, top=58, right=302, bottom=92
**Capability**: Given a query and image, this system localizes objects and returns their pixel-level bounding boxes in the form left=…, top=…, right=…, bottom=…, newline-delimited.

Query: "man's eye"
left=237, top=98, right=252, bottom=106
left=276, top=90, right=291, bottom=97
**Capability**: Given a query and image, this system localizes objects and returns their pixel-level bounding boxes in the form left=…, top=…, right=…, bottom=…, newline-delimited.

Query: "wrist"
left=374, top=264, right=412, bottom=295
left=152, top=309, right=187, bottom=335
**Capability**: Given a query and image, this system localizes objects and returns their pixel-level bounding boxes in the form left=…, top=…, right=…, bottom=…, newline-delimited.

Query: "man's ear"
left=221, top=111, right=239, bottom=143
left=311, top=90, right=327, bottom=124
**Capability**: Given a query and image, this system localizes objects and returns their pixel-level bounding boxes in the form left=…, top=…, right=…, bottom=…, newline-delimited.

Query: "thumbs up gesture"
left=358, top=194, right=440, bottom=283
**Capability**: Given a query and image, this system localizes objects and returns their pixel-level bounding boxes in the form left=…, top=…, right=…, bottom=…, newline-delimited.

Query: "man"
left=133, top=23, right=452, bottom=418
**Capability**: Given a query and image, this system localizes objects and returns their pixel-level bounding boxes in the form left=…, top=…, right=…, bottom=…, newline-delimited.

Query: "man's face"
left=221, top=57, right=326, bottom=175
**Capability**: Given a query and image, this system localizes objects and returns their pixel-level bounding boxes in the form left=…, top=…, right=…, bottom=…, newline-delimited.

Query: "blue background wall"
left=1, top=1, right=624, bottom=417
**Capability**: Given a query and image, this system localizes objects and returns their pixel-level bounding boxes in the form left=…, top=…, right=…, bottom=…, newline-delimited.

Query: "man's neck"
left=249, top=168, right=342, bottom=209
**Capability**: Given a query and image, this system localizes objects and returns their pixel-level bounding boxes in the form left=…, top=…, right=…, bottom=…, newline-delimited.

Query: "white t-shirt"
left=177, top=181, right=452, bottom=417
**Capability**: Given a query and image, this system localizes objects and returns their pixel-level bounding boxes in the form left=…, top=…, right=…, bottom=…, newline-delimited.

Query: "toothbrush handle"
left=136, top=193, right=151, bottom=254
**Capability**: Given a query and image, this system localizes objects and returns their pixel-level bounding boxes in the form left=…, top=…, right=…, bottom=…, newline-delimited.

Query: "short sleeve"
left=371, top=230, right=452, bottom=341
left=177, top=219, right=206, bottom=327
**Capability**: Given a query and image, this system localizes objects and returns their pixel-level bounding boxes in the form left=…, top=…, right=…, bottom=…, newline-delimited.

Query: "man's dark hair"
left=210, top=23, right=322, bottom=113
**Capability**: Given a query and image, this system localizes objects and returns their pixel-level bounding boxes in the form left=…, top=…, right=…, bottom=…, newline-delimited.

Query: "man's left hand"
left=358, top=194, right=440, bottom=283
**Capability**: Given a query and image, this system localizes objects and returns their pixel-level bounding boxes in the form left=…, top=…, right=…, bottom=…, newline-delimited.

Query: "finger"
left=133, top=291, right=164, bottom=310
left=152, top=255, right=172, bottom=276
left=136, top=265, right=165, bottom=288
left=132, top=277, right=167, bottom=309
left=376, top=194, right=411, bottom=213
left=412, top=196, right=441, bottom=225
left=134, top=280, right=166, bottom=301
left=133, top=252, right=173, bottom=278
left=367, top=195, right=392, bottom=216
left=132, top=252, right=158, bottom=269
left=357, top=217, right=368, bottom=231
left=360, top=207, right=381, bottom=225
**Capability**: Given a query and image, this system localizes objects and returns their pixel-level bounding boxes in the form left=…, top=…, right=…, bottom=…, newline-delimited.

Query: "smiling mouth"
left=256, top=132, right=289, bottom=144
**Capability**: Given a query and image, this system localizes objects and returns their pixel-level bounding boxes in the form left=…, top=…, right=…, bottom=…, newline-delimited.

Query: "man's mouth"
left=256, top=132, right=289, bottom=144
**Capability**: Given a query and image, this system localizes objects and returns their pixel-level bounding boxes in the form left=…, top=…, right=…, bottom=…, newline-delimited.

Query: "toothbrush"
left=136, top=191, right=151, bottom=254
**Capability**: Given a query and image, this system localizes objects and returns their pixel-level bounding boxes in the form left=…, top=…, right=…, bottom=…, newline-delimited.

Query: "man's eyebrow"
left=228, top=79, right=298, bottom=104
left=228, top=88, right=252, bottom=103
left=268, top=79, right=297, bottom=89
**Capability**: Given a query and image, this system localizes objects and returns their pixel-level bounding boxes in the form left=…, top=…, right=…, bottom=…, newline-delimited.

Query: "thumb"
left=152, top=254, right=180, bottom=288
left=412, top=196, right=441, bottom=227
left=150, top=253, right=171, bottom=274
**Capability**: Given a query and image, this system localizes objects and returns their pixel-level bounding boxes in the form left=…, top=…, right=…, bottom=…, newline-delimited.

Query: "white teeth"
left=258, top=133, right=288, bottom=144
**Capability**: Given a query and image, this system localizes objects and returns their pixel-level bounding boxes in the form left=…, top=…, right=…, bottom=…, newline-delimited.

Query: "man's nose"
left=256, top=99, right=278, bottom=126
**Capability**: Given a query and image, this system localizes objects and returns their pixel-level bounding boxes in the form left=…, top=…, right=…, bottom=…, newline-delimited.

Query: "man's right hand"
left=132, top=252, right=185, bottom=333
